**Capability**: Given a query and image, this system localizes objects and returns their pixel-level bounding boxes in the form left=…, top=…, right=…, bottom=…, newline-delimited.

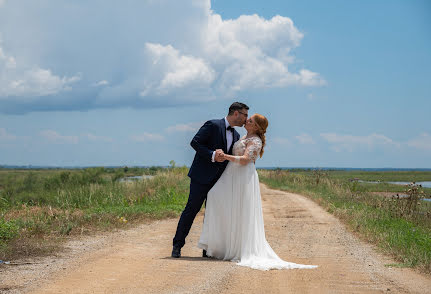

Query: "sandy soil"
left=1, top=184, right=430, bottom=294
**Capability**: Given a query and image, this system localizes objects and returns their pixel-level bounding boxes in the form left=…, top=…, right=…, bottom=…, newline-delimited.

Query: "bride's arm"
left=223, top=139, right=262, bottom=165
left=223, top=153, right=252, bottom=165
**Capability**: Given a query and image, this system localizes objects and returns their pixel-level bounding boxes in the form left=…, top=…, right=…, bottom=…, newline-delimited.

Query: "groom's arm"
left=190, top=121, right=216, bottom=162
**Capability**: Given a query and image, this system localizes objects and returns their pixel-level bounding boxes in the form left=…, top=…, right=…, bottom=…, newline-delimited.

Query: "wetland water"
left=356, top=180, right=431, bottom=201
left=357, top=180, right=431, bottom=188
left=118, top=175, right=154, bottom=182
left=386, top=181, right=431, bottom=188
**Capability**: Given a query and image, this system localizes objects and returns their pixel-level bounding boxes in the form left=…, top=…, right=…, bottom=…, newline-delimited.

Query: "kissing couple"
left=172, top=102, right=317, bottom=271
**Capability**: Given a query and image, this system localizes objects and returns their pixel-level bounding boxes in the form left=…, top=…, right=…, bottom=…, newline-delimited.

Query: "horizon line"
left=1, top=164, right=431, bottom=171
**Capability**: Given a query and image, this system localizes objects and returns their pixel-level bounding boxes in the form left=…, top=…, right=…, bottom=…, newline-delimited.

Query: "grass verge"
left=258, top=169, right=431, bottom=273
left=0, top=167, right=189, bottom=260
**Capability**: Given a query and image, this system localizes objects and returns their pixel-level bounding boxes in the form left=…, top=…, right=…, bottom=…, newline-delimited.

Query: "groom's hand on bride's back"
left=214, top=149, right=226, bottom=162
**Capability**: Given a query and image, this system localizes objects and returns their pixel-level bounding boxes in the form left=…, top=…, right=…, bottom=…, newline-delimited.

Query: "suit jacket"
left=187, top=118, right=240, bottom=184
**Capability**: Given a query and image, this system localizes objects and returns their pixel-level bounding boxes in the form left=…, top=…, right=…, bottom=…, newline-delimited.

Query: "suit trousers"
left=173, top=176, right=220, bottom=248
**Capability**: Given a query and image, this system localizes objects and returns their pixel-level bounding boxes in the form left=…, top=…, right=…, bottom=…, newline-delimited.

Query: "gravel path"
left=1, top=184, right=430, bottom=293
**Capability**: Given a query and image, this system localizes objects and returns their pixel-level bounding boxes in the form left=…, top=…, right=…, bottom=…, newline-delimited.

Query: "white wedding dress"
left=198, top=135, right=317, bottom=271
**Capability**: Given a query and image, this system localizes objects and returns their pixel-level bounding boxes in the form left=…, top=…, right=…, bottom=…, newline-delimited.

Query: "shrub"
left=0, top=219, right=19, bottom=241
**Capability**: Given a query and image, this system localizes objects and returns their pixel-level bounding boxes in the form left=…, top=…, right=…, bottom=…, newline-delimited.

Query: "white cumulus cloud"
left=407, top=133, right=431, bottom=151
left=0, top=46, right=80, bottom=98
left=40, top=130, right=79, bottom=144
left=144, top=12, right=326, bottom=98
left=93, top=80, right=109, bottom=87
left=0, top=0, right=324, bottom=113
left=83, top=133, right=113, bottom=142
left=131, top=132, right=165, bottom=142
left=140, top=43, right=216, bottom=100
left=0, top=127, right=16, bottom=141
left=165, top=121, right=203, bottom=133
left=203, top=13, right=325, bottom=93
left=295, top=133, right=315, bottom=144
left=272, top=137, right=291, bottom=146
left=320, top=133, right=399, bottom=152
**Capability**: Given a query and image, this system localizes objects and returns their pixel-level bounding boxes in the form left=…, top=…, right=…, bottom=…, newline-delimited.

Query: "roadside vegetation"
left=3, top=166, right=431, bottom=274
left=258, top=169, right=431, bottom=273
left=0, top=166, right=189, bottom=260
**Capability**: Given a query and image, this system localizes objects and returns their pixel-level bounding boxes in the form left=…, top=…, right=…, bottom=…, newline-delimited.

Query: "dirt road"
left=1, top=184, right=430, bottom=293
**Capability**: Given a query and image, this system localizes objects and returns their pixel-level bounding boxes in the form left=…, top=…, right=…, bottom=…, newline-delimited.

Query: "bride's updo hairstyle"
left=253, top=114, right=268, bottom=158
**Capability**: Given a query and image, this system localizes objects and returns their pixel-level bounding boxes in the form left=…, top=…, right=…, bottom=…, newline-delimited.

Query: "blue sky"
left=0, top=0, right=430, bottom=168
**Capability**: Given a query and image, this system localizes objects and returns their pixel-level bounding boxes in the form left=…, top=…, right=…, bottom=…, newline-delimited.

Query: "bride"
left=198, top=114, right=317, bottom=271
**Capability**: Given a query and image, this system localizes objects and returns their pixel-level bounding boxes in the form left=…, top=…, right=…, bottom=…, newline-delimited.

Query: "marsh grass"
left=259, top=169, right=431, bottom=273
left=0, top=167, right=189, bottom=260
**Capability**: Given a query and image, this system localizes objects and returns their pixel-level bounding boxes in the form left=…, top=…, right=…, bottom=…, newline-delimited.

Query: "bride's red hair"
left=253, top=114, right=268, bottom=158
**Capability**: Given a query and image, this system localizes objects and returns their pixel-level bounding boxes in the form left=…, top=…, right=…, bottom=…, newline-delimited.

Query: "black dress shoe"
left=172, top=246, right=181, bottom=258
left=202, top=249, right=208, bottom=258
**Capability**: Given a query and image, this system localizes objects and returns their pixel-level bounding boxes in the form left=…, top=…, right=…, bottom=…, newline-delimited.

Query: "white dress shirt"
left=212, top=117, right=233, bottom=162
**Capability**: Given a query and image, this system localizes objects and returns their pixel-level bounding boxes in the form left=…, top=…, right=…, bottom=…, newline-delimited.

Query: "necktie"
left=227, top=126, right=234, bottom=132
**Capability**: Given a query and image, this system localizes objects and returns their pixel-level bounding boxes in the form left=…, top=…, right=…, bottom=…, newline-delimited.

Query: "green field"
left=258, top=169, right=431, bottom=273
left=325, top=170, right=431, bottom=182
left=327, top=170, right=431, bottom=193
left=2, top=167, right=431, bottom=274
left=0, top=167, right=190, bottom=260
left=276, top=169, right=431, bottom=194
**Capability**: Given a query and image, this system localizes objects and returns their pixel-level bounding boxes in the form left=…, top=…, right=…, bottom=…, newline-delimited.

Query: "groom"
left=172, top=102, right=249, bottom=258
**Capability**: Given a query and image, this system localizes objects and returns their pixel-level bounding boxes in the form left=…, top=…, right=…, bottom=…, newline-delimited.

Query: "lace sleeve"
left=245, top=137, right=262, bottom=162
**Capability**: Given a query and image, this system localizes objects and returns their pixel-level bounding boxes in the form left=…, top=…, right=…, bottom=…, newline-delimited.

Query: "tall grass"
left=0, top=167, right=189, bottom=260
left=258, top=169, right=431, bottom=273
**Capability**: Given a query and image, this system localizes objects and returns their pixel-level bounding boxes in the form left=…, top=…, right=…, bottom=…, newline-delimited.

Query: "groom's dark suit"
left=173, top=118, right=240, bottom=249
